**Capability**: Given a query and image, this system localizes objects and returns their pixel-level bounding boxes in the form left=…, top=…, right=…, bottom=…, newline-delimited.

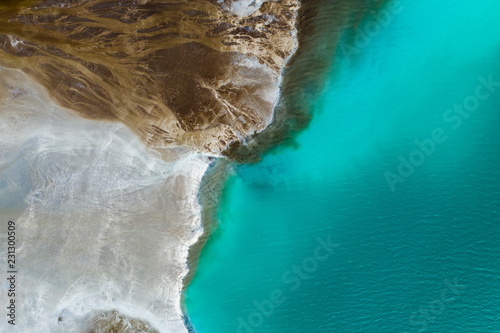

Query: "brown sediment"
left=0, top=0, right=298, bottom=154
left=221, top=0, right=333, bottom=162
left=89, top=311, right=160, bottom=333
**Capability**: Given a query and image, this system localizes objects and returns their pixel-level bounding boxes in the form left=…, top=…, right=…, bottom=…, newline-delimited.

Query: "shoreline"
left=181, top=0, right=302, bottom=290
left=221, top=1, right=310, bottom=162
left=180, top=158, right=231, bottom=332
left=179, top=2, right=303, bottom=331
left=182, top=158, right=231, bottom=294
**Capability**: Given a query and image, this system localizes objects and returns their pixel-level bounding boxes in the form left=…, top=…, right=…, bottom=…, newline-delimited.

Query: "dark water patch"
left=224, top=0, right=392, bottom=163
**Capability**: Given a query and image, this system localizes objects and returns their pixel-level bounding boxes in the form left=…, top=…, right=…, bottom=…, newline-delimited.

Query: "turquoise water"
left=186, top=1, right=500, bottom=332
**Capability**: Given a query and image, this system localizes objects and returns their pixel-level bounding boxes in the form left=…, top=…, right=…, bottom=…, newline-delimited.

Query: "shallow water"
left=186, top=0, right=500, bottom=332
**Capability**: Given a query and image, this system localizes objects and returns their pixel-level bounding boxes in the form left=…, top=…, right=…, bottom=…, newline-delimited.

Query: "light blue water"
left=186, top=1, right=500, bottom=332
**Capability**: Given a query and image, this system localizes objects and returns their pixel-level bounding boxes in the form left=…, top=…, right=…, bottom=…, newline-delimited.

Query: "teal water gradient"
left=186, top=1, right=500, bottom=332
